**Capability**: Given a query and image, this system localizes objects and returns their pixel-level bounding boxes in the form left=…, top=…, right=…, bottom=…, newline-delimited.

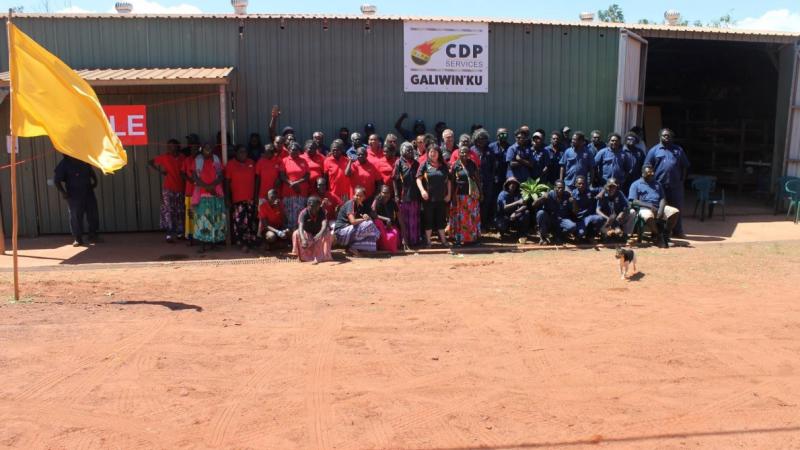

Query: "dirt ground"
left=1, top=241, right=800, bottom=449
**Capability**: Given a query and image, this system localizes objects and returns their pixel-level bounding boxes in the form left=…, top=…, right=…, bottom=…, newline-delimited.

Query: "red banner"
left=103, top=105, right=148, bottom=145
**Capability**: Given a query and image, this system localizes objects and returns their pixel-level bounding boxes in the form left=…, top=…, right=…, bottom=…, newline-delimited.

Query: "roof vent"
left=231, top=0, right=248, bottom=15
left=579, top=12, right=594, bottom=22
left=114, top=2, right=132, bottom=13
left=664, top=10, right=681, bottom=26
left=360, top=4, right=376, bottom=16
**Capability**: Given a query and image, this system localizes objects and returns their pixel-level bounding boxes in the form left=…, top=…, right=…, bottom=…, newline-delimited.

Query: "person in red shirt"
left=148, top=139, right=186, bottom=243
left=192, top=143, right=227, bottom=253
left=225, top=145, right=257, bottom=251
left=346, top=147, right=382, bottom=201
left=255, top=144, right=282, bottom=205
left=280, top=141, right=311, bottom=229
left=415, top=133, right=436, bottom=164
left=258, top=188, right=290, bottom=251
left=366, top=134, right=384, bottom=162
left=448, top=131, right=481, bottom=168
left=323, top=139, right=353, bottom=201
left=375, top=134, right=399, bottom=187
left=274, top=135, right=290, bottom=160
left=302, top=139, right=325, bottom=187
left=315, top=177, right=342, bottom=222
left=181, top=143, right=200, bottom=244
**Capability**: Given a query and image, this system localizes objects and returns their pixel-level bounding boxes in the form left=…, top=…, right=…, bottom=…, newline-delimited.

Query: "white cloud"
left=58, top=0, right=202, bottom=14
left=737, top=9, right=800, bottom=32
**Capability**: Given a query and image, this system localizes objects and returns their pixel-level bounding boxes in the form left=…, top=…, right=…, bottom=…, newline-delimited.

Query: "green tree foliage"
left=598, top=4, right=625, bottom=23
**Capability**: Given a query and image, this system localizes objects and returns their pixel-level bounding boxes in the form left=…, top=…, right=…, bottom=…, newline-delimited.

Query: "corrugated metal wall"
left=0, top=17, right=619, bottom=236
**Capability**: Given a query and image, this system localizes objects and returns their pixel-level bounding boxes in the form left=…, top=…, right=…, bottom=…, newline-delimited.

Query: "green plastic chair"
left=691, top=176, right=725, bottom=221
left=786, top=179, right=800, bottom=224
left=778, top=176, right=800, bottom=217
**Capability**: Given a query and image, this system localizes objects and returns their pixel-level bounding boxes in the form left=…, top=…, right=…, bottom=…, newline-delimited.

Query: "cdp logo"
left=410, top=33, right=483, bottom=65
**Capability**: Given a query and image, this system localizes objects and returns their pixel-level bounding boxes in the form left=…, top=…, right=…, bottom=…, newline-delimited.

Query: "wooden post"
left=219, top=84, right=230, bottom=246
left=7, top=10, right=20, bottom=300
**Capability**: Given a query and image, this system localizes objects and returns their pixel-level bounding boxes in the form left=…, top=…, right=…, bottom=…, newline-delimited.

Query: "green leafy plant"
left=520, top=178, right=551, bottom=202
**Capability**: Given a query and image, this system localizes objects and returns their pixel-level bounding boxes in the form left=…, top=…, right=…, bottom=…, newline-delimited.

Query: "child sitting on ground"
left=615, top=246, right=638, bottom=280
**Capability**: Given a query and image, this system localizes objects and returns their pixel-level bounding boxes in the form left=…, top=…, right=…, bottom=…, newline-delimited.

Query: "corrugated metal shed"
left=7, top=12, right=799, bottom=42
left=0, top=67, right=234, bottom=86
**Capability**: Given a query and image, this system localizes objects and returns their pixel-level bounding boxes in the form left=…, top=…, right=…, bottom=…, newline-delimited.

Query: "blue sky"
left=2, top=0, right=800, bottom=31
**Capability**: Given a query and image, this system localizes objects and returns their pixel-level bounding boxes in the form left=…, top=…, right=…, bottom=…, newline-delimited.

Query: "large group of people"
left=56, top=108, right=691, bottom=260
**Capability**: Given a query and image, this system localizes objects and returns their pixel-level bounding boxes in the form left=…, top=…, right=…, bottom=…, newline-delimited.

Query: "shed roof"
left=0, top=67, right=234, bottom=87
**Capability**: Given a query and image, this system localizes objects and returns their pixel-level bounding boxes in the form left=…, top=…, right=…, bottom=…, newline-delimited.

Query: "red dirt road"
left=1, top=241, right=800, bottom=449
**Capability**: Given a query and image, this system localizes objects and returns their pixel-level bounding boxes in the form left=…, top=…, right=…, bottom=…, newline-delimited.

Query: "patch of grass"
left=5, top=295, right=35, bottom=304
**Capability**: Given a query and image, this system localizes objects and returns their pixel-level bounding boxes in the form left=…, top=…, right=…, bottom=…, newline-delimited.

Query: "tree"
left=598, top=4, right=625, bottom=23
left=637, top=19, right=652, bottom=24
left=707, top=14, right=735, bottom=28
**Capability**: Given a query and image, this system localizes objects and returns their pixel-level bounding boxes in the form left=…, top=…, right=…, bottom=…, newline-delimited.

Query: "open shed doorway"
left=643, top=38, right=782, bottom=196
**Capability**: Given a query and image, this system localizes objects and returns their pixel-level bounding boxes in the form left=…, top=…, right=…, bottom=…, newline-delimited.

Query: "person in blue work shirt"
left=545, top=131, right=564, bottom=185
left=505, top=128, right=534, bottom=182
left=587, top=130, right=606, bottom=158
left=595, top=178, right=630, bottom=240
left=495, top=177, right=531, bottom=243
left=628, top=164, right=680, bottom=248
left=490, top=128, right=511, bottom=194
left=346, top=132, right=366, bottom=160
left=534, top=179, right=577, bottom=245
left=623, top=132, right=646, bottom=194
left=595, top=133, right=633, bottom=187
left=529, top=131, right=551, bottom=181
left=559, top=131, right=595, bottom=189
left=644, top=128, right=690, bottom=237
left=54, top=155, right=100, bottom=247
left=572, top=175, right=605, bottom=242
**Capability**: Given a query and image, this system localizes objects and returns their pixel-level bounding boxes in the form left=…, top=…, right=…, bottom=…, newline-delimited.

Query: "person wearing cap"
left=530, top=131, right=551, bottom=181
left=644, top=128, right=690, bottom=238
left=490, top=128, right=511, bottom=196
left=495, top=177, right=530, bottom=243
left=571, top=175, right=605, bottom=242
left=267, top=105, right=295, bottom=143
left=559, top=131, right=595, bottom=189
left=594, top=133, right=633, bottom=187
left=346, top=132, right=366, bottom=160
left=534, top=180, right=577, bottom=245
left=394, top=112, right=426, bottom=142
left=596, top=177, right=630, bottom=240
left=505, top=128, right=535, bottom=182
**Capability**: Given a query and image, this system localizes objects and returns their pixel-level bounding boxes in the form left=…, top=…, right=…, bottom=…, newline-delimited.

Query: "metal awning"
left=0, top=67, right=234, bottom=87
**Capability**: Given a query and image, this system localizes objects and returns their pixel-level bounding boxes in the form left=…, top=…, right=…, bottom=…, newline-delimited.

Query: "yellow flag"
left=8, top=23, right=127, bottom=174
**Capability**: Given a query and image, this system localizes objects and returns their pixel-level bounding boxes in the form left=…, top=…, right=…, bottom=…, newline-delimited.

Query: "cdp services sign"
left=403, top=21, right=488, bottom=93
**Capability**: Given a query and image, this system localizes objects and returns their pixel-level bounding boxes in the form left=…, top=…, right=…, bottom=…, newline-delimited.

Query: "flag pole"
left=7, top=9, right=20, bottom=301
